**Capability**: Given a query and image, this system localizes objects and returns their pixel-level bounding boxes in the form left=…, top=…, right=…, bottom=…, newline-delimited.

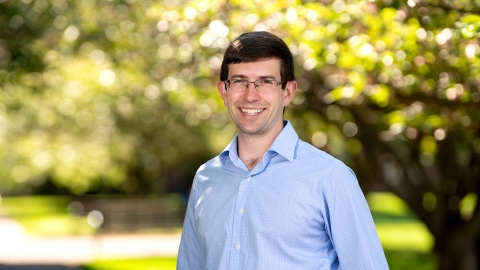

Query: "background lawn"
left=368, top=192, right=436, bottom=270
left=81, top=257, right=177, bottom=270
left=0, top=195, right=95, bottom=236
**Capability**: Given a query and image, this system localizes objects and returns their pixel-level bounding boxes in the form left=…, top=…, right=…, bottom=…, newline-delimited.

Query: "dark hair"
left=220, top=31, right=295, bottom=89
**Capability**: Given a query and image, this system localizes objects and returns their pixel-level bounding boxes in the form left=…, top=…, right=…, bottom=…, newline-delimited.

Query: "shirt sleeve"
left=177, top=185, right=206, bottom=270
left=322, top=164, right=389, bottom=269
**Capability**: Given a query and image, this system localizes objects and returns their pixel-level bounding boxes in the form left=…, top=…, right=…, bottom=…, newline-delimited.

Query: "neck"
left=237, top=123, right=284, bottom=171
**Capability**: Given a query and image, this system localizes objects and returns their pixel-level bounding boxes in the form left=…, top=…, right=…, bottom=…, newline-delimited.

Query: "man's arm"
left=177, top=187, right=206, bottom=270
left=323, top=165, right=389, bottom=269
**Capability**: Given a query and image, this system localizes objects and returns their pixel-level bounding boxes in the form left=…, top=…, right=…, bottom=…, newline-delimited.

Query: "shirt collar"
left=219, top=135, right=240, bottom=166
left=268, top=120, right=298, bottom=162
left=219, top=120, right=298, bottom=165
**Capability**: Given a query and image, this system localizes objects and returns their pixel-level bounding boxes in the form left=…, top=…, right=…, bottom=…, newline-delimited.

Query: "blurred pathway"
left=0, top=211, right=181, bottom=267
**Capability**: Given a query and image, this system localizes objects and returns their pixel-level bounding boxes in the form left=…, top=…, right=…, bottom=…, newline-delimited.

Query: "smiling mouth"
left=240, top=108, right=264, bottom=115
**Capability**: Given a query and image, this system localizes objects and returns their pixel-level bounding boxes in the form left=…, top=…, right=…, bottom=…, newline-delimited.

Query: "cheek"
left=221, top=94, right=230, bottom=106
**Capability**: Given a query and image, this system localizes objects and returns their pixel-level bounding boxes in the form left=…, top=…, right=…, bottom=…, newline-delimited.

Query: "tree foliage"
left=1, top=0, right=480, bottom=269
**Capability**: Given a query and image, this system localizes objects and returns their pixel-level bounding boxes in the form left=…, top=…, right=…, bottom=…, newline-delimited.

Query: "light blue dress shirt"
left=177, top=121, right=389, bottom=270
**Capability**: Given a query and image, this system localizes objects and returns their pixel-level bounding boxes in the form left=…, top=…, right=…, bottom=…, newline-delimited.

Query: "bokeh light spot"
left=33, top=151, right=53, bottom=169
left=382, top=55, right=394, bottom=66
left=184, top=7, right=197, bottom=20
left=302, top=58, right=317, bottom=71
left=209, top=20, right=229, bottom=37
left=185, top=111, right=200, bottom=126
left=312, top=131, right=327, bottom=148
left=58, top=98, right=76, bottom=115
left=105, top=26, right=121, bottom=42
left=158, top=45, right=173, bottom=59
left=416, top=28, right=427, bottom=40
left=58, top=145, right=77, bottom=163
left=53, top=15, right=68, bottom=29
left=87, top=210, right=104, bottom=228
left=99, top=69, right=116, bottom=86
left=196, top=104, right=212, bottom=119
left=420, top=152, right=435, bottom=167
left=12, top=165, right=30, bottom=183
left=286, top=7, right=298, bottom=23
left=347, top=138, right=362, bottom=155
left=460, top=193, right=477, bottom=220
left=434, top=129, right=446, bottom=140
left=65, top=81, right=85, bottom=98
left=116, top=97, right=133, bottom=117
left=357, top=43, right=373, bottom=58
left=326, top=54, right=337, bottom=64
left=332, top=0, right=346, bottom=13
left=145, top=85, right=161, bottom=100
left=162, top=76, right=178, bottom=91
left=343, top=122, right=358, bottom=137
left=461, top=116, right=471, bottom=127
left=326, top=105, right=342, bottom=120
left=64, top=26, right=80, bottom=41
left=9, top=15, right=24, bottom=30
left=67, top=201, right=84, bottom=217
left=90, top=50, right=106, bottom=65
left=199, top=34, right=213, bottom=47
left=465, top=44, right=479, bottom=59
left=157, top=20, right=169, bottom=32
left=245, top=14, right=259, bottom=26
left=423, top=192, right=437, bottom=211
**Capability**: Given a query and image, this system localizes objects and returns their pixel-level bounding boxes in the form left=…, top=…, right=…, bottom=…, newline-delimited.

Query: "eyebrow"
left=229, top=74, right=278, bottom=80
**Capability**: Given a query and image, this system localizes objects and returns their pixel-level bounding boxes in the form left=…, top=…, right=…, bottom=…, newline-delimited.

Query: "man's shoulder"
left=189, top=154, right=231, bottom=193
left=296, top=140, right=345, bottom=167
left=294, top=140, right=358, bottom=189
left=196, top=154, right=224, bottom=173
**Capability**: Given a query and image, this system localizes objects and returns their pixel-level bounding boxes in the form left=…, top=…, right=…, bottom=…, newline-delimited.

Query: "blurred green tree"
left=0, top=0, right=231, bottom=196
left=0, top=0, right=479, bottom=269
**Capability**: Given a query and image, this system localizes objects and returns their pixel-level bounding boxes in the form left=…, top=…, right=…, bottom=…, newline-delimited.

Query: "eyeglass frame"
left=223, top=78, right=286, bottom=92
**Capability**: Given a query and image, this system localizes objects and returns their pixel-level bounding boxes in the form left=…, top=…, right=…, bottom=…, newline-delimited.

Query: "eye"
left=232, top=79, right=246, bottom=84
left=258, top=79, right=274, bottom=85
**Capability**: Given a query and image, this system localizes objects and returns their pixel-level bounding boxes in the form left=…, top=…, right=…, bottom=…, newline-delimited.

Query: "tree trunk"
left=436, top=234, right=480, bottom=270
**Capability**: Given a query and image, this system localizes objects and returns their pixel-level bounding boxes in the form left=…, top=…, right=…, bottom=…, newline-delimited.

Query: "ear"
left=218, top=81, right=228, bottom=106
left=283, top=81, right=297, bottom=106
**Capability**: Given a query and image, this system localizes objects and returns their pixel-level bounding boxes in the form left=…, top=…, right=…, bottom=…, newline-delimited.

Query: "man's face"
left=218, top=59, right=297, bottom=139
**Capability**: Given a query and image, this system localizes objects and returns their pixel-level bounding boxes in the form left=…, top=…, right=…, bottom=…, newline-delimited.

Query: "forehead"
left=228, top=59, right=281, bottom=78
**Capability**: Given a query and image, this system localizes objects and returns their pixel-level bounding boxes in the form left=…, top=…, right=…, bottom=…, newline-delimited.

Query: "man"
left=177, top=31, right=389, bottom=269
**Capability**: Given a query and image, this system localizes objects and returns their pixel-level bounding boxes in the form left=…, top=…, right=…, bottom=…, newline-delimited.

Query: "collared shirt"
left=177, top=121, right=389, bottom=270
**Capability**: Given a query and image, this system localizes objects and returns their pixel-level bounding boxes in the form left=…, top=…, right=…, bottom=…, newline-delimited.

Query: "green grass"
left=0, top=195, right=95, bottom=235
left=368, top=192, right=436, bottom=270
left=368, top=192, right=434, bottom=252
left=385, top=250, right=436, bottom=270
left=81, top=257, right=177, bottom=270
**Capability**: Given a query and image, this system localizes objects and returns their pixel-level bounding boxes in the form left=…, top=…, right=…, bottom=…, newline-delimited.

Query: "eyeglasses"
left=224, top=78, right=284, bottom=93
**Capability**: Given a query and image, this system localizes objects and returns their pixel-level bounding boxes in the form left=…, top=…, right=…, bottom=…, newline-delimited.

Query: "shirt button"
left=236, top=243, right=241, bottom=250
left=239, top=207, right=244, bottom=214
left=247, top=176, right=251, bottom=181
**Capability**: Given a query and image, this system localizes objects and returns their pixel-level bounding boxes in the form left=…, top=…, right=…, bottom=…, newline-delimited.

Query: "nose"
left=245, top=81, right=257, bottom=90
left=243, top=81, right=260, bottom=101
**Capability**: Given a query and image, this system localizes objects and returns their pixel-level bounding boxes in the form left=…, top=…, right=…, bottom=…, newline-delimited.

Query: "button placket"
left=230, top=175, right=250, bottom=264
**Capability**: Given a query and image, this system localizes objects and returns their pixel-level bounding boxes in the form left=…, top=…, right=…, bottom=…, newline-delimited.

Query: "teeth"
left=241, top=108, right=263, bottom=115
